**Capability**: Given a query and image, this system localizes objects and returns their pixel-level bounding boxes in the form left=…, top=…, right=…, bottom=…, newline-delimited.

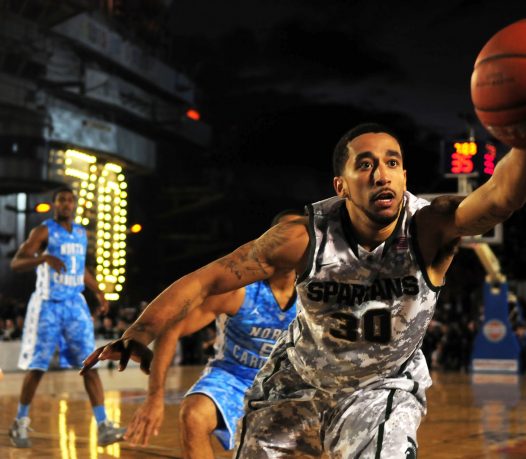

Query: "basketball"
left=471, top=19, right=526, bottom=148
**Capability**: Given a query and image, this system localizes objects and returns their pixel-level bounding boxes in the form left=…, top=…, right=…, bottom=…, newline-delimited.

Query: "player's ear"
left=333, top=176, right=348, bottom=198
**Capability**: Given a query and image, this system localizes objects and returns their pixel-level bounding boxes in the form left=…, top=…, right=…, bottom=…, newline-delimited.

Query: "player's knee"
left=179, top=398, right=213, bottom=435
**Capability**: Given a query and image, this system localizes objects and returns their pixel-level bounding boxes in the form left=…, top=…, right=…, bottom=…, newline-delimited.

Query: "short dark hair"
left=332, top=123, right=403, bottom=176
left=52, top=186, right=75, bottom=202
left=271, top=209, right=304, bottom=226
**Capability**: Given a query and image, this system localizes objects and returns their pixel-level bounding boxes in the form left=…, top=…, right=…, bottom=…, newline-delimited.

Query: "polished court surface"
left=1, top=367, right=526, bottom=458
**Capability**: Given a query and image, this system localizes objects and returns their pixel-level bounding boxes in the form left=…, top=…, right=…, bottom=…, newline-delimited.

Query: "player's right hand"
left=125, top=395, right=165, bottom=447
left=44, top=254, right=66, bottom=273
left=79, top=338, right=153, bottom=375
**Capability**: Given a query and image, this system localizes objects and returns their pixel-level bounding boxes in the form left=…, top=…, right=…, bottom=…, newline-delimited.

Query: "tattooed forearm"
left=217, top=257, right=243, bottom=280
left=166, top=299, right=191, bottom=327
left=215, top=217, right=307, bottom=283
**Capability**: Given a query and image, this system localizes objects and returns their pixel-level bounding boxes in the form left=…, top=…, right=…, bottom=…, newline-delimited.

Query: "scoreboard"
left=443, top=140, right=503, bottom=177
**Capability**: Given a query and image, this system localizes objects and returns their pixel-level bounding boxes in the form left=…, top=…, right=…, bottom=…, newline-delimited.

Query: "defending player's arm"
left=10, top=225, right=65, bottom=273
left=124, top=290, right=243, bottom=446
left=84, top=269, right=110, bottom=315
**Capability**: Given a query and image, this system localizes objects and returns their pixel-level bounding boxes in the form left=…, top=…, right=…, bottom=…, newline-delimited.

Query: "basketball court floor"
left=1, top=366, right=526, bottom=458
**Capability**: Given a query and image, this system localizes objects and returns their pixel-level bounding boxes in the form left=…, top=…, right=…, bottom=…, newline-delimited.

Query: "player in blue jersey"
left=9, top=187, right=126, bottom=448
left=81, top=210, right=301, bottom=457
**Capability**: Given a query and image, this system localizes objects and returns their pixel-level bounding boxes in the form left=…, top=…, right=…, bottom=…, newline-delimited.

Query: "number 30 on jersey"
left=329, top=308, right=391, bottom=344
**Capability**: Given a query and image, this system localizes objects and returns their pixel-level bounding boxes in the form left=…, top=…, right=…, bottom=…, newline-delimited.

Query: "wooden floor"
left=1, top=367, right=526, bottom=458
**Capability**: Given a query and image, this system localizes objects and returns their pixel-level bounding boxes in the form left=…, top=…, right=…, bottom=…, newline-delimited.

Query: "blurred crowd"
left=2, top=290, right=525, bottom=371
left=0, top=294, right=26, bottom=342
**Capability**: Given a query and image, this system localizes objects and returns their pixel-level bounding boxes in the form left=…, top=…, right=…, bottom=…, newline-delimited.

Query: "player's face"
left=334, top=132, right=406, bottom=226
left=53, top=191, right=76, bottom=221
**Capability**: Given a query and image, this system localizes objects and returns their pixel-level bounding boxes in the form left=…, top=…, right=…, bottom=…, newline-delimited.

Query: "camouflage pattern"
left=234, top=192, right=437, bottom=457
left=289, top=192, right=436, bottom=392
left=18, top=293, right=95, bottom=370
left=236, top=342, right=427, bottom=458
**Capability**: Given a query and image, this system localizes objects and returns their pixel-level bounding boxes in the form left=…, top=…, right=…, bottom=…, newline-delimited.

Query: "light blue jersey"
left=18, top=218, right=93, bottom=371
left=210, top=280, right=297, bottom=380
left=186, top=280, right=297, bottom=449
left=36, top=219, right=87, bottom=300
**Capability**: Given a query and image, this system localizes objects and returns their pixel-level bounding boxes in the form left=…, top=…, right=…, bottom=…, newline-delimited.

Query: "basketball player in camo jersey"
left=83, top=123, right=526, bottom=458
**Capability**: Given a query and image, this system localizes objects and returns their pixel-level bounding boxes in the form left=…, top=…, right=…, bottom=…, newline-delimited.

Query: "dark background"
left=123, top=1, right=526, bottom=302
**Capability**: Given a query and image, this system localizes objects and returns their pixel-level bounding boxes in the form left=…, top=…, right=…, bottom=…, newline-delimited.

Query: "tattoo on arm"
left=217, top=220, right=292, bottom=281
left=167, top=299, right=191, bottom=327
left=217, top=257, right=243, bottom=280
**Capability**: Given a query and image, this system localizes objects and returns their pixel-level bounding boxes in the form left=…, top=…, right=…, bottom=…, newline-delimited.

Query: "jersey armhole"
left=225, top=287, right=247, bottom=317
left=409, top=216, right=442, bottom=293
left=296, top=203, right=316, bottom=285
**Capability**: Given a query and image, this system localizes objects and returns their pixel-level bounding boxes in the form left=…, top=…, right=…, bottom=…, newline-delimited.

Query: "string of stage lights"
left=51, top=148, right=129, bottom=301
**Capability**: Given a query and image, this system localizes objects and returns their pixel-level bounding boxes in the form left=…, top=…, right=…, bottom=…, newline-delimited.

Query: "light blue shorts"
left=185, top=365, right=255, bottom=450
left=18, top=293, right=95, bottom=371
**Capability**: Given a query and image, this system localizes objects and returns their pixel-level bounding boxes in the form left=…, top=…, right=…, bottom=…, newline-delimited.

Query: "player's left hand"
left=124, top=395, right=165, bottom=446
left=97, top=293, right=110, bottom=315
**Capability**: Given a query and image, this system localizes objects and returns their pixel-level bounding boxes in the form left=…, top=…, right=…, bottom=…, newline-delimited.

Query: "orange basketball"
left=471, top=19, right=526, bottom=148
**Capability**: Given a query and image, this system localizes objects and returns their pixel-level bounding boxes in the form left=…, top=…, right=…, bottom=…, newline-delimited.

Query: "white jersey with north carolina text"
left=286, top=191, right=437, bottom=392
left=35, top=219, right=87, bottom=301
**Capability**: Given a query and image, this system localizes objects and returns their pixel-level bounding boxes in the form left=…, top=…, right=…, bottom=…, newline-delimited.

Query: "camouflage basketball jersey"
left=287, top=191, right=438, bottom=392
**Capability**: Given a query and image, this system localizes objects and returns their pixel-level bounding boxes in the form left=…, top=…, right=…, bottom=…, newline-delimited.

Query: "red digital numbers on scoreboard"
left=483, top=143, right=496, bottom=175
left=450, top=141, right=476, bottom=174
left=446, top=140, right=499, bottom=176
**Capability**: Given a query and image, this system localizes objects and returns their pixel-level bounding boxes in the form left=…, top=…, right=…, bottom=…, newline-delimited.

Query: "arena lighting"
left=34, top=202, right=51, bottom=213
left=130, top=223, right=142, bottom=234
left=105, top=163, right=122, bottom=173
left=89, top=163, right=129, bottom=300
left=65, top=149, right=97, bottom=163
left=65, top=168, right=89, bottom=181
left=186, top=108, right=201, bottom=121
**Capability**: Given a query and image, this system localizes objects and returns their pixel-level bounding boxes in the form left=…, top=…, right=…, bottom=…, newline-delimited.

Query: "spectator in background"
left=3, top=318, right=22, bottom=341
left=97, top=317, right=118, bottom=340
left=115, top=318, right=129, bottom=338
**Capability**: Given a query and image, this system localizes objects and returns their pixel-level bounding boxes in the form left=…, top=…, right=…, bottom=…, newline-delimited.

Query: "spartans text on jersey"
left=306, top=276, right=419, bottom=306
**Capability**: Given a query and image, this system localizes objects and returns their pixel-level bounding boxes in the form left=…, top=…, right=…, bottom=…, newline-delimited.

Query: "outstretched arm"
left=122, top=217, right=309, bottom=344
left=447, top=147, right=526, bottom=239
left=80, top=217, right=309, bottom=373
left=415, top=147, right=526, bottom=284
left=124, top=289, right=243, bottom=446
